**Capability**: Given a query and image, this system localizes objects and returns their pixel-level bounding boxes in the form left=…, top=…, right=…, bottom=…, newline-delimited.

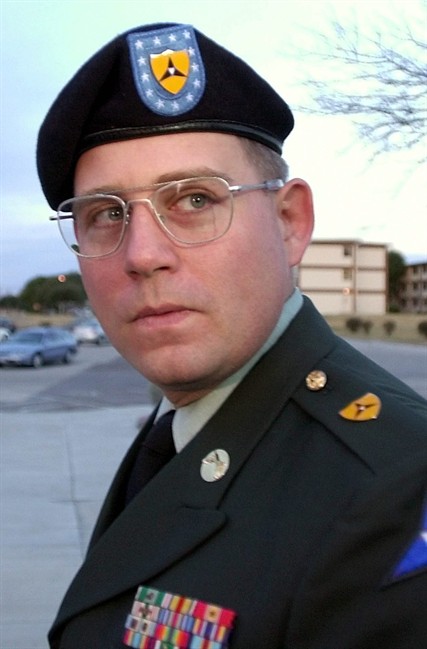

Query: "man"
left=37, top=23, right=427, bottom=649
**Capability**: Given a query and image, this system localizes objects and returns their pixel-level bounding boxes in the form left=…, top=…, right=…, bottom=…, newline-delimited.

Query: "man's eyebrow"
left=155, top=168, right=234, bottom=184
left=77, top=168, right=234, bottom=196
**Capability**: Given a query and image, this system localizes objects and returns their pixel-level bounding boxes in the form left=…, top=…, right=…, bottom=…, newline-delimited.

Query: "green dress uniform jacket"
left=48, top=298, right=427, bottom=649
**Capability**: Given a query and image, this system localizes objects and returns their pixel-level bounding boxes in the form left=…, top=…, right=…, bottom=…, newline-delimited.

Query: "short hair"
left=240, top=138, right=289, bottom=182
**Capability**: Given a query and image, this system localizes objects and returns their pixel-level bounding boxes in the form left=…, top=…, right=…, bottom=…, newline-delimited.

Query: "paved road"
left=1, top=404, right=147, bottom=649
left=1, top=345, right=155, bottom=649
left=346, top=338, right=427, bottom=399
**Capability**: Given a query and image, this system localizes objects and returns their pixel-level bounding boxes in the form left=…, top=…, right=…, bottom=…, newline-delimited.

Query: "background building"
left=297, top=239, right=387, bottom=315
left=399, top=261, right=427, bottom=313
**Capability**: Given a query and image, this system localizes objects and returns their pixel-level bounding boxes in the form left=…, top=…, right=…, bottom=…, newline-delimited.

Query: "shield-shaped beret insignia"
left=127, top=25, right=205, bottom=116
left=150, top=49, right=190, bottom=95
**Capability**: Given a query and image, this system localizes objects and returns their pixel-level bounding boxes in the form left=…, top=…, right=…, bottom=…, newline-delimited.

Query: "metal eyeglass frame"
left=50, top=176, right=285, bottom=258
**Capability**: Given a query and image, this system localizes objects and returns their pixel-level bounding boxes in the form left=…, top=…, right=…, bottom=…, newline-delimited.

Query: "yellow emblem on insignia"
left=150, top=49, right=190, bottom=94
left=339, top=392, right=382, bottom=421
left=206, top=605, right=221, bottom=623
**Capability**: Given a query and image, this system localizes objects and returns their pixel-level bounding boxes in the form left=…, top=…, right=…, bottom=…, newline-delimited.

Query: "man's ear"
left=276, top=178, right=314, bottom=267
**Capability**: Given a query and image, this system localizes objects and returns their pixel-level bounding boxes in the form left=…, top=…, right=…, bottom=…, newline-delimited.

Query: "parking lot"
left=0, top=343, right=154, bottom=413
left=348, top=338, right=427, bottom=399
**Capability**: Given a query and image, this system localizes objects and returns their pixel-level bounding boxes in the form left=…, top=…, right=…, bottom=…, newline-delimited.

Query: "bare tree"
left=299, top=9, right=427, bottom=162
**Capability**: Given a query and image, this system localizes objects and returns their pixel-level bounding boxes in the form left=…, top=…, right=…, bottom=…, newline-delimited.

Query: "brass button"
left=305, top=370, right=327, bottom=391
left=200, top=449, right=230, bottom=482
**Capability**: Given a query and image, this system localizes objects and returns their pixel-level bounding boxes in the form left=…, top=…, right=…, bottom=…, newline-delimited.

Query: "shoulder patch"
left=385, top=494, right=427, bottom=585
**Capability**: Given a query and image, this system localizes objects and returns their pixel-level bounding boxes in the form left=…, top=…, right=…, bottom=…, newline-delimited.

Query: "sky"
left=0, top=0, right=426, bottom=295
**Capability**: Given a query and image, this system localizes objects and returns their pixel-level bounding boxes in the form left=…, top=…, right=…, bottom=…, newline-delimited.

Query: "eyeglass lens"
left=57, top=177, right=233, bottom=257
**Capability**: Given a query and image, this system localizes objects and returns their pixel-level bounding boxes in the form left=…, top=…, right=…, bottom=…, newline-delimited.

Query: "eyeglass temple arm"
left=230, top=178, right=284, bottom=193
left=50, top=214, right=75, bottom=221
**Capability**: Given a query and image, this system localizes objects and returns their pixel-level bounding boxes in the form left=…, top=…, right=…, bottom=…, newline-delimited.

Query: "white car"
left=72, top=318, right=108, bottom=345
left=0, top=327, right=10, bottom=341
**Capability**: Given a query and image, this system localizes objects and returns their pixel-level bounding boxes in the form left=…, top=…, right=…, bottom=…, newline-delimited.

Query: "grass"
left=1, top=311, right=75, bottom=330
left=2, top=310, right=427, bottom=345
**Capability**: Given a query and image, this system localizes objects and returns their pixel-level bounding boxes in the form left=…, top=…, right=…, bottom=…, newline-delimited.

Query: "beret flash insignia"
left=127, top=25, right=206, bottom=116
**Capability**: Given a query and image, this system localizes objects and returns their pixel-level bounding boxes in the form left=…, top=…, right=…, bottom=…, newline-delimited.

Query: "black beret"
left=37, top=23, right=294, bottom=209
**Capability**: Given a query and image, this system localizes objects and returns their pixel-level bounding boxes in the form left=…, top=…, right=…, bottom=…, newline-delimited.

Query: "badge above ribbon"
left=127, top=25, right=206, bottom=117
left=123, top=585, right=236, bottom=649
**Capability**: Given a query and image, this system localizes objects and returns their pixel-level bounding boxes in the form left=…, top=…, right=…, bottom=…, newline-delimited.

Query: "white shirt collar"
left=157, top=289, right=303, bottom=452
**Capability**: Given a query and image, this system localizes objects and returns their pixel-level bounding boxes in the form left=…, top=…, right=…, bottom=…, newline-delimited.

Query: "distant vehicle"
left=0, top=316, right=16, bottom=333
left=0, top=327, right=78, bottom=368
left=0, top=327, right=10, bottom=341
left=72, top=318, right=108, bottom=345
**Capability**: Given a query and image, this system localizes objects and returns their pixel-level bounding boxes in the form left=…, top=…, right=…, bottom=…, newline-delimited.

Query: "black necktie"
left=125, top=410, right=175, bottom=504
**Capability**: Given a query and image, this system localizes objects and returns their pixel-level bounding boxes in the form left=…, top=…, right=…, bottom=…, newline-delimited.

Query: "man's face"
left=74, top=133, right=312, bottom=406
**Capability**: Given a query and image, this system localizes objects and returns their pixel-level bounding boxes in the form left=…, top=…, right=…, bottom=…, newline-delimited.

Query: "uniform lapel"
left=52, top=298, right=337, bottom=630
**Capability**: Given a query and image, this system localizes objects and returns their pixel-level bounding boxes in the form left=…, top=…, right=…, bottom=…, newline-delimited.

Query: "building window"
left=343, top=268, right=353, bottom=280
left=343, top=245, right=352, bottom=257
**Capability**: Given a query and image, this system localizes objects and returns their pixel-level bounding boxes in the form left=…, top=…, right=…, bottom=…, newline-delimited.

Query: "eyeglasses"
left=50, top=176, right=284, bottom=259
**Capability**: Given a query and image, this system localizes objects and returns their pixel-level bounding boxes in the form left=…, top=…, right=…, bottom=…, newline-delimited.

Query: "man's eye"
left=188, top=193, right=211, bottom=209
left=87, top=205, right=123, bottom=225
left=104, top=207, right=123, bottom=221
left=174, top=192, right=214, bottom=212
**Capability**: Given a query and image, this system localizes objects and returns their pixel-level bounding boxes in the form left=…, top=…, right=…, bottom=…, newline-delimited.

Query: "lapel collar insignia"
left=123, top=585, right=236, bottom=648
left=339, top=392, right=382, bottom=421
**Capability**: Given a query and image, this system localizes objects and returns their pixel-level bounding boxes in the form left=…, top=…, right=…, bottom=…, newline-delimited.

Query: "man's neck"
left=157, top=289, right=303, bottom=452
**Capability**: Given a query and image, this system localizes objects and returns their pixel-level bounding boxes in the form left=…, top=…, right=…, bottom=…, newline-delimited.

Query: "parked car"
left=0, top=327, right=11, bottom=341
left=0, top=316, right=16, bottom=333
left=72, top=318, right=108, bottom=345
left=0, top=327, right=78, bottom=368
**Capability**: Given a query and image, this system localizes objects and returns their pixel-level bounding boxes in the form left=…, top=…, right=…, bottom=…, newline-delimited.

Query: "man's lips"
left=131, top=304, right=194, bottom=326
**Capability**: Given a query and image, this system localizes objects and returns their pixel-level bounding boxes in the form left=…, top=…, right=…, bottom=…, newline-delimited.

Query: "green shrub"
left=418, top=321, right=427, bottom=338
left=346, top=317, right=363, bottom=332
left=383, top=320, right=396, bottom=336
left=362, top=320, right=373, bottom=334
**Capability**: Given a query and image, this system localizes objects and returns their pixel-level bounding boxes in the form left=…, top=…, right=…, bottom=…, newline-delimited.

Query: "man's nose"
left=121, top=200, right=179, bottom=276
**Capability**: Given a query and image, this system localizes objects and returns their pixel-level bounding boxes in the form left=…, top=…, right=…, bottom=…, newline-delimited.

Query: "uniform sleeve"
left=285, top=452, right=427, bottom=649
